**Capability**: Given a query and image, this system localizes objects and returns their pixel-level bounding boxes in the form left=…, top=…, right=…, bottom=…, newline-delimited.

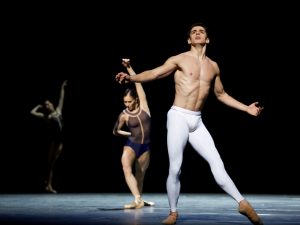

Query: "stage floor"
left=0, top=193, right=299, bottom=225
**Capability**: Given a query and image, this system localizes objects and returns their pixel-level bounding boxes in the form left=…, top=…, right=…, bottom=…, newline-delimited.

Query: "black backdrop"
left=2, top=2, right=299, bottom=195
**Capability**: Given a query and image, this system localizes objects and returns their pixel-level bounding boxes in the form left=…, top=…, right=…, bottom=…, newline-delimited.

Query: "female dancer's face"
left=123, top=95, right=138, bottom=112
left=44, top=100, right=55, bottom=113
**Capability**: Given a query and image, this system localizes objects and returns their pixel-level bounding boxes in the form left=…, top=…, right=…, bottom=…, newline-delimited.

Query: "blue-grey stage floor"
left=0, top=193, right=299, bottom=225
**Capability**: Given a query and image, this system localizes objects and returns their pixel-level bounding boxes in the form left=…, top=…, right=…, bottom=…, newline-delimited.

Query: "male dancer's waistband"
left=171, top=105, right=201, bottom=116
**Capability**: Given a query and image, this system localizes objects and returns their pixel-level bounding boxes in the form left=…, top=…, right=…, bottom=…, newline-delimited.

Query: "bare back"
left=172, top=52, right=219, bottom=111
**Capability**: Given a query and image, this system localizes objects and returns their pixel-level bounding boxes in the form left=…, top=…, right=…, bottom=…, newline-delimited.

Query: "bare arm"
left=121, top=58, right=150, bottom=115
left=116, top=56, right=178, bottom=84
left=56, top=80, right=67, bottom=113
left=30, top=104, right=44, bottom=118
left=112, top=113, right=131, bottom=137
left=214, top=73, right=263, bottom=116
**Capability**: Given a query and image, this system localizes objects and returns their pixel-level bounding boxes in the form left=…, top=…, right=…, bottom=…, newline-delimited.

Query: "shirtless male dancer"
left=115, top=22, right=264, bottom=225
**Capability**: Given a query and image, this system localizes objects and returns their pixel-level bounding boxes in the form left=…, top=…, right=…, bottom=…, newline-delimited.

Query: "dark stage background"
left=2, top=3, right=299, bottom=195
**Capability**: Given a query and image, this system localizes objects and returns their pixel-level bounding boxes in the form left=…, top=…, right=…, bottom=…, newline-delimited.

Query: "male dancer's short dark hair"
left=188, top=22, right=209, bottom=38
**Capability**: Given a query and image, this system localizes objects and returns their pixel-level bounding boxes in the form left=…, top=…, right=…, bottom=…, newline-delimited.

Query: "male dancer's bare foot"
left=238, top=200, right=263, bottom=225
left=162, top=211, right=178, bottom=225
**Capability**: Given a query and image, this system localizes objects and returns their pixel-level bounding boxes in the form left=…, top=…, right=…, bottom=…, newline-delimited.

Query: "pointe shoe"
left=238, top=200, right=263, bottom=225
left=124, top=201, right=136, bottom=209
left=162, top=211, right=178, bottom=225
left=124, top=199, right=144, bottom=209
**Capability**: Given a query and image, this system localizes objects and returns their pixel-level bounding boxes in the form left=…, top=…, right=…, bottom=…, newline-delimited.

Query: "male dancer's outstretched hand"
left=116, top=72, right=131, bottom=84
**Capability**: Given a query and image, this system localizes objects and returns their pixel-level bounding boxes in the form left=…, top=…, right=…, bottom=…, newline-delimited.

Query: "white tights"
left=166, top=106, right=244, bottom=212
